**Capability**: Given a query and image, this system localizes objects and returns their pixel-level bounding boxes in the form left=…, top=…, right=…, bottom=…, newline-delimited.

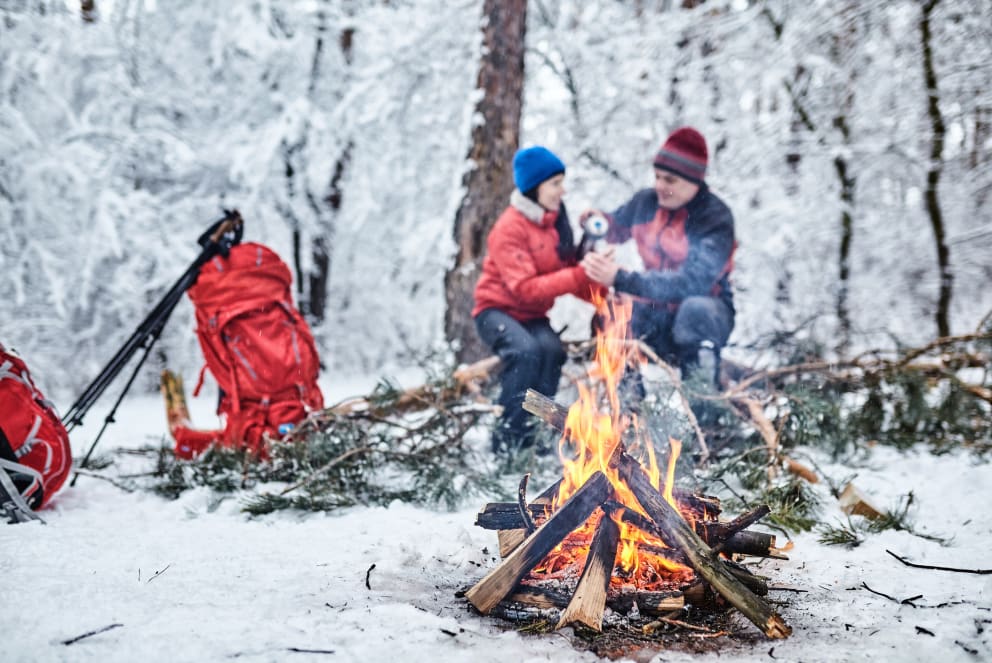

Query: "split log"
left=160, top=369, right=191, bottom=434
left=497, top=530, right=526, bottom=558
left=616, top=452, right=791, bottom=639
left=838, top=482, right=884, bottom=520
left=522, top=388, right=567, bottom=431
left=557, top=511, right=621, bottom=631
left=465, top=471, right=612, bottom=614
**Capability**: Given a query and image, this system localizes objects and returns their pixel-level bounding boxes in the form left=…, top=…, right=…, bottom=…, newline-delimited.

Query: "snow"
left=2, top=2, right=991, bottom=660
left=2, top=377, right=989, bottom=662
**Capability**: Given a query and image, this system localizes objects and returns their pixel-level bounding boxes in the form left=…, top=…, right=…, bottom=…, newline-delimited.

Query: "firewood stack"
left=462, top=390, right=792, bottom=639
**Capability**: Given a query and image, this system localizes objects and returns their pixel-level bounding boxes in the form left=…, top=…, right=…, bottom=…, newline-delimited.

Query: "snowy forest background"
left=2, top=0, right=991, bottom=403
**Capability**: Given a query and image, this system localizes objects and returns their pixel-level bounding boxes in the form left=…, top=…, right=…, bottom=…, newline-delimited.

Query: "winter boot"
left=680, top=341, right=723, bottom=425
left=680, top=341, right=720, bottom=392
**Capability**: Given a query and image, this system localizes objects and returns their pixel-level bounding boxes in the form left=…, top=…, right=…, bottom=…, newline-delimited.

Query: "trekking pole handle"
left=210, top=209, right=243, bottom=244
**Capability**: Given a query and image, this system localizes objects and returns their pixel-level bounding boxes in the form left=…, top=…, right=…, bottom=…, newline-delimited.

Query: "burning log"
left=465, top=471, right=612, bottom=614
left=519, top=390, right=779, bottom=560
left=475, top=503, right=551, bottom=530
left=615, top=451, right=791, bottom=638
left=468, top=293, right=792, bottom=638
left=478, top=500, right=776, bottom=558
left=605, top=502, right=770, bottom=596
left=556, top=511, right=621, bottom=631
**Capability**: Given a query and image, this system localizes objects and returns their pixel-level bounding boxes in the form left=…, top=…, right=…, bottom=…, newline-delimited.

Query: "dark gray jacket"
left=609, top=185, right=735, bottom=312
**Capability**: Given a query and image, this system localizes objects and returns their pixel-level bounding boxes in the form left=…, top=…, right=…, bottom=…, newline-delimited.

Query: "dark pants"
left=632, top=295, right=734, bottom=367
left=475, top=309, right=566, bottom=452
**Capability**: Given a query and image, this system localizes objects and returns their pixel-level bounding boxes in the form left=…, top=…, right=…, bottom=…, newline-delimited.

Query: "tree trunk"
left=920, top=0, right=952, bottom=337
left=444, top=0, right=527, bottom=364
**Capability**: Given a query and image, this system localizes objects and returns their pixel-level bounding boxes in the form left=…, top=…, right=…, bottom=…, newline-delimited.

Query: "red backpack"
left=174, top=242, right=324, bottom=458
left=0, top=343, right=72, bottom=511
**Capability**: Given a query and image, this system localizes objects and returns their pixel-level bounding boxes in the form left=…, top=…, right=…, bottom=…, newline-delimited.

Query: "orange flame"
left=537, top=293, right=694, bottom=589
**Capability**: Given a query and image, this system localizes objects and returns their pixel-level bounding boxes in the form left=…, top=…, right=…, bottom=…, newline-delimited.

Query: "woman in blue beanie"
left=472, top=146, right=602, bottom=453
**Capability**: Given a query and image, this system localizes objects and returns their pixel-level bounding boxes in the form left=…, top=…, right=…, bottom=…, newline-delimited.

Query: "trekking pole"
left=66, top=211, right=243, bottom=484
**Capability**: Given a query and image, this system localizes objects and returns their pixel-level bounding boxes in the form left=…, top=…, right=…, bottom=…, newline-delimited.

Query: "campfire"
left=463, top=298, right=792, bottom=639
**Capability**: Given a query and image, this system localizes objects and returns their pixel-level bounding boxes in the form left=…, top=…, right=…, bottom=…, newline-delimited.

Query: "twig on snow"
left=62, top=623, right=123, bottom=646
left=146, top=564, right=171, bottom=583
left=886, top=549, right=992, bottom=575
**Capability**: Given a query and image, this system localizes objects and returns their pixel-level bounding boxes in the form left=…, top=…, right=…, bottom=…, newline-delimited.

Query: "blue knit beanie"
left=512, top=146, right=565, bottom=193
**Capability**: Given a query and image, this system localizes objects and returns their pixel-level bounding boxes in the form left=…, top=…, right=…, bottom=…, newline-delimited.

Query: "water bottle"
left=578, top=214, right=610, bottom=257
left=585, top=214, right=609, bottom=239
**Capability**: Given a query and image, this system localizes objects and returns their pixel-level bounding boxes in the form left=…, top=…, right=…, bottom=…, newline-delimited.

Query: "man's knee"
left=673, top=297, right=732, bottom=348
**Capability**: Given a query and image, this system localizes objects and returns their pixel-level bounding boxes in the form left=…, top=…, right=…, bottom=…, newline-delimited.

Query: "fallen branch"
left=517, top=473, right=538, bottom=535
left=324, top=356, right=500, bottom=417
left=886, top=549, right=992, bottom=575
left=70, top=469, right=136, bottom=493
left=279, top=446, right=374, bottom=496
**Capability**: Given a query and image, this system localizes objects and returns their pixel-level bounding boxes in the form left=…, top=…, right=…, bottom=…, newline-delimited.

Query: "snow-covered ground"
left=2, top=374, right=990, bottom=663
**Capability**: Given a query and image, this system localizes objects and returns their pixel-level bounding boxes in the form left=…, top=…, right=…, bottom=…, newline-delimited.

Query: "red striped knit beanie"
left=653, top=127, right=708, bottom=184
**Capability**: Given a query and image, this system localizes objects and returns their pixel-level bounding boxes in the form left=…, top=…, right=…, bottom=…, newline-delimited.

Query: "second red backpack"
left=0, top=343, right=72, bottom=509
left=177, top=242, right=324, bottom=458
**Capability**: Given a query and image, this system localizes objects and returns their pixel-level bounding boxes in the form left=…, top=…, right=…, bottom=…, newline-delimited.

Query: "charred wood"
left=465, top=471, right=611, bottom=614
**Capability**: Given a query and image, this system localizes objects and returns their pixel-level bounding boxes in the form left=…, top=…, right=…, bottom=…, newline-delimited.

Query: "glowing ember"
left=533, top=294, right=697, bottom=590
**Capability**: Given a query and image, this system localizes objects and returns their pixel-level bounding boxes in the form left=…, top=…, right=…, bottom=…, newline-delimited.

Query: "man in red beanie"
left=580, top=127, right=735, bottom=389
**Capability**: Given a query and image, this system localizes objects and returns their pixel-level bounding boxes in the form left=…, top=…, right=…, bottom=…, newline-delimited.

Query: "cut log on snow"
left=160, top=369, right=191, bottom=434
left=557, top=511, right=621, bottom=631
left=615, top=452, right=791, bottom=639
left=838, top=482, right=885, bottom=520
left=706, top=505, right=776, bottom=555
left=465, top=471, right=612, bottom=614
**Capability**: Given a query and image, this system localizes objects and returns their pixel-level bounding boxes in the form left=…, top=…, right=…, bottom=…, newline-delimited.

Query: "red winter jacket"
left=473, top=192, right=601, bottom=321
